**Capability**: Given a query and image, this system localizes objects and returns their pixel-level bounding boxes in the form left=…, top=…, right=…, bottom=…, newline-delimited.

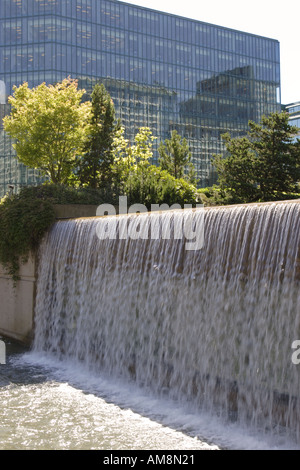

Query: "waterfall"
left=33, top=201, right=300, bottom=440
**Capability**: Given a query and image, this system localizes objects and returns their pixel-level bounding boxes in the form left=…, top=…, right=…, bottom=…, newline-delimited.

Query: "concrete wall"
left=0, top=204, right=100, bottom=345
left=0, top=256, right=36, bottom=345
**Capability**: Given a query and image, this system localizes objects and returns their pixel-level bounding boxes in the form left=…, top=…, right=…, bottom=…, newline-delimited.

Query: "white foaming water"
left=13, top=350, right=298, bottom=450
left=3, top=353, right=217, bottom=450
left=32, top=202, right=300, bottom=449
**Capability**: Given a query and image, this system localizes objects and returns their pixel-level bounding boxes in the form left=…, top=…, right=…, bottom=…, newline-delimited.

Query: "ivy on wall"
left=0, top=190, right=56, bottom=282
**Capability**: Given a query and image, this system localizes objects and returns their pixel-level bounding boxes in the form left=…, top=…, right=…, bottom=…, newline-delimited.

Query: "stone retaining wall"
left=0, top=256, right=36, bottom=345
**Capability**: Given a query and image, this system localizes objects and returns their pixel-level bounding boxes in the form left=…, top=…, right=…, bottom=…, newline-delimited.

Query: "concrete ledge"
left=52, top=199, right=300, bottom=220
left=0, top=256, right=36, bottom=345
left=53, top=204, right=99, bottom=219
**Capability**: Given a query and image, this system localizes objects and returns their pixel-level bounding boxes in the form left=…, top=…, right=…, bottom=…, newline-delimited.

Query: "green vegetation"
left=110, top=126, right=199, bottom=207
left=0, top=81, right=200, bottom=280
left=3, top=78, right=91, bottom=184
left=0, top=189, right=56, bottom=281
left=77, top=83, right=120, bottom=188
left=2, top=80, right=300, bottom=282
left=158, top=129, right=197, bottom=185
left=210, top=112, right=300, bottom=204
left=11, top=183, right=119, bottom=206
left=125, top=167, right=198, bottom=209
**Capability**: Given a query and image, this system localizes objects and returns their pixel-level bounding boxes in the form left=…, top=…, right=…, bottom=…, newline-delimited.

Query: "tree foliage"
left=158, top=130, right=196, bottom=184
left=111, top=127, right=198, bottom=207
left=212, top=112, right=300, bottom=202
left=124, top=166, right=198, bottom=209
left=3, top=78, right=91, bottom=184
left=111, top=126, right=156, bottom=190
left=78, top=83, right=119, bottom=188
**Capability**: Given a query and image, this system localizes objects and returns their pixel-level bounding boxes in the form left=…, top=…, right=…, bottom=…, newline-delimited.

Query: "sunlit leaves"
left=3, top=78, right=92, bottom=184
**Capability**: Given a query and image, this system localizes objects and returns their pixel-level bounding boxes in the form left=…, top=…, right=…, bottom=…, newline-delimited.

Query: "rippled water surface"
left=1, top=339, right=299, bottom=451
left=0, top=340, right=218, bottom=451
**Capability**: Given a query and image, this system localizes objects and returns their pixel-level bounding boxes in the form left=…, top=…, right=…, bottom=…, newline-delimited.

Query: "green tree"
left=78, top=83, right=119, bottom=188
left=158, top=130, right=196, bottom=184
left=110, top=126, right=198, bottom=207
left=3, top=78, right=91, bottom=184
left=212, top=112, right=300, bottom=202
left=212, top=134, right=258, bottom=202
left=249, top=112, right=300, bottom=199
left=111, top=126, right=156, bottom=191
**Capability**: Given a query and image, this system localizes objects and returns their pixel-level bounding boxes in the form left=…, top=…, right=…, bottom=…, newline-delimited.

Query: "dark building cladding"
left=0, top=0, right=281, bottom=195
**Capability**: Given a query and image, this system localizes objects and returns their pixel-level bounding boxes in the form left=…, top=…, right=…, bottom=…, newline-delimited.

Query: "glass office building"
left=0, top=0, right=281, bottom=195
left=284, top=102, right=300, bottom=141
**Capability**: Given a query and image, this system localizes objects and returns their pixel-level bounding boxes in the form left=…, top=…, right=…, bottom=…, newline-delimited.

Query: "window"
left=0, top=80, right=6, bottom=104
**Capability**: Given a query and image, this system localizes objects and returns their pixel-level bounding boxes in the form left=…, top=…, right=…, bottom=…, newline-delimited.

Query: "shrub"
left=197, top=186, right=240, bottom=206
left=0, top=191, right=56, bottom=281
left=124, top=166, right=199, bottom=209
left=197, top=186, right=300, bottom=206
left=16, top=183, right=119, bottom=205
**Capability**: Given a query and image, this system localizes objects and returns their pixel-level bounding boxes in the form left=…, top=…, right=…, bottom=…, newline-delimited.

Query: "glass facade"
left=284, top=101, right=300, bottom=142
left=0, top=0, right=281, bottom=195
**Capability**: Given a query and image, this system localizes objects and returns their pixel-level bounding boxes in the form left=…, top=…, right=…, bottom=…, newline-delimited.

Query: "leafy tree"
left=212, top=112, right=300, bottom=202
left=3, top=78, right=91, bottom=184
left=111, top=126, right=156, bottom=192
left=212, top=134, right=258, bottom=202
left=127, top=126, right=156, bottom=165
left=249, top=112, right=300, bottom=199
left=158, top=130, right=196, bottom=184
left=111, top=126, right=198, bottom=207
left=78, top=83, right=119, bottom=188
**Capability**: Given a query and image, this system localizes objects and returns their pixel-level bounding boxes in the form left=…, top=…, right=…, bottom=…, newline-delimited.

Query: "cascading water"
left=33, top=201, right=300, bottom=443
